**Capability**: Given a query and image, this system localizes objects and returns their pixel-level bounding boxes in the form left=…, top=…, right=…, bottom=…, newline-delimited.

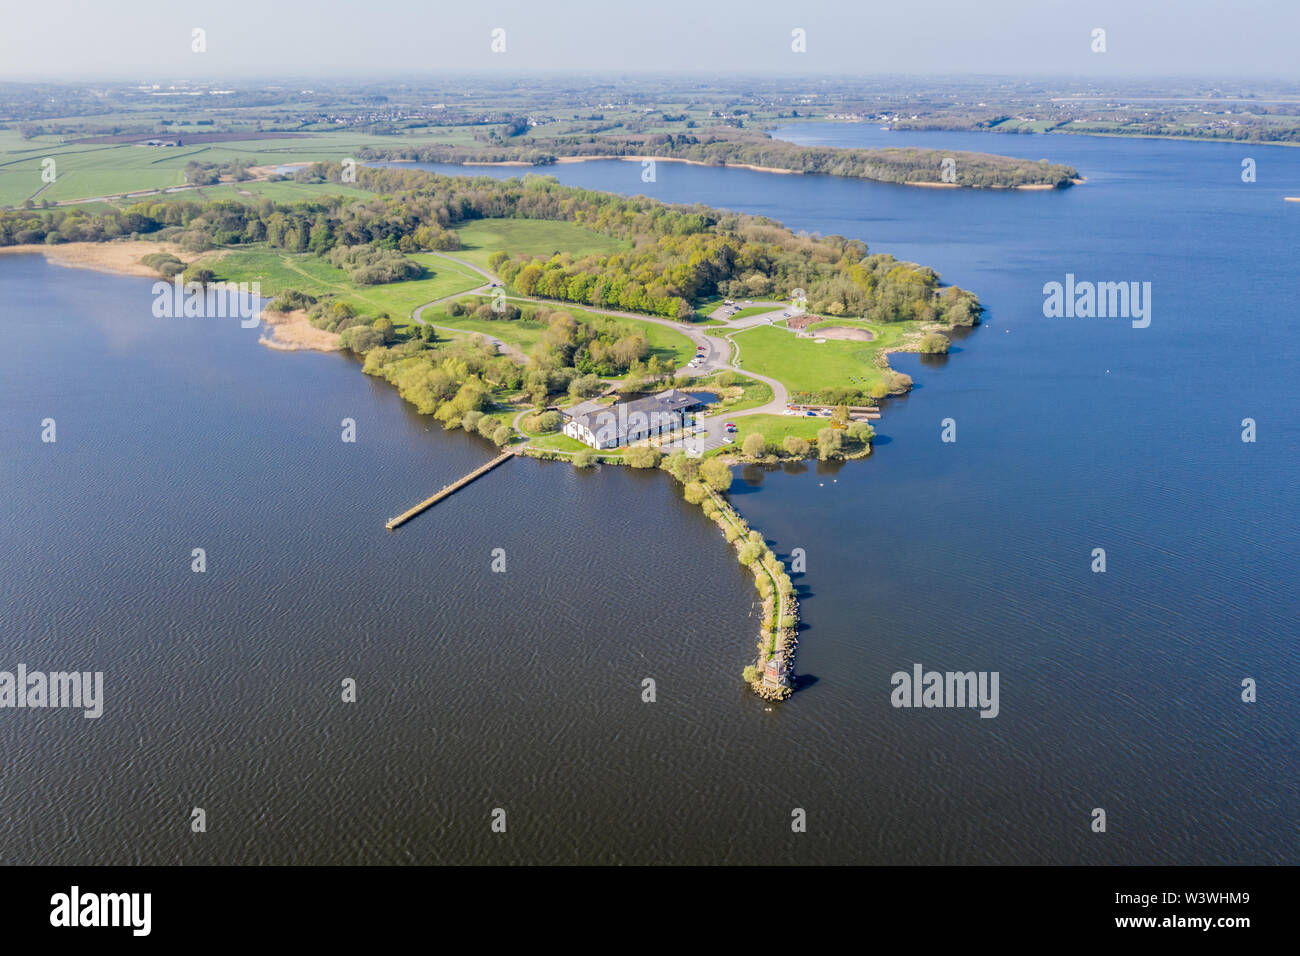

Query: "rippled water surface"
left=1, top=125, right=1296, bottom=863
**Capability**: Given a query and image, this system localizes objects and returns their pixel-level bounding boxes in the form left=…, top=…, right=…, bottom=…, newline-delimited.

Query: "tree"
left=742, top=433, right=767, bottom=457
left=573, top=449, right=597, bottom=468
left=491, top=425, right=513, bottom=447
left=667, top=451, right=699, bottom=483
left=683, top=481, right=707, bottom=504
left=568, top=373, right=604, bottom=398
left=783, top=435, right=810, bottom=457
left=700, top=457, right=733, bottom=493
left=817, top=427, right=843, bottom=461
left=737, top=542, right=763, bottom=566
left=919, top=332, right=950, bottom=353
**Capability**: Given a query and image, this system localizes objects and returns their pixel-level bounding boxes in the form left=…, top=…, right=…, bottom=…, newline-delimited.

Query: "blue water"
left=1, top=125, right=1295, bottom=864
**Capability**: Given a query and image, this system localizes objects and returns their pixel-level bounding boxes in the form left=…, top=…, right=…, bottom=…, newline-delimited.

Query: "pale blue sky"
left=2, top=0, right=1297, bottom=79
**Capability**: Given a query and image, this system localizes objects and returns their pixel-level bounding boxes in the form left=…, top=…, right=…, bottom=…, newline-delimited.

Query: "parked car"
left=723, top=436, right=734, bottom=444
left=724, top=422, right=737, bottom=431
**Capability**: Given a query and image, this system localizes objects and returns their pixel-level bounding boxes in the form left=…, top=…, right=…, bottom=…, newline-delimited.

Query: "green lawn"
left=731, top=414, right=829, bottom=444
left=529, top=433, right=591, bottom=454
left=729, top=323, right=914, bottom=393
left=728, top=305, right=783, bottom=321
left=423, top=312, right=546, bottom=351
left=452, top=218, right=628, bottom=270
left=449, top=293, right=695, bottom=367
left=206, top=247, right=484, bottom=322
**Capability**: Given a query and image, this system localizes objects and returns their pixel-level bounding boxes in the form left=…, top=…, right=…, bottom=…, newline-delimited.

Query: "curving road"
left=410, top=254, right=795, bottom=450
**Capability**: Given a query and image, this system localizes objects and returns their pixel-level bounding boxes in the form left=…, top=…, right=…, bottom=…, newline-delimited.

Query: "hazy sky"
left=2, top=0, right=1297, bottom=80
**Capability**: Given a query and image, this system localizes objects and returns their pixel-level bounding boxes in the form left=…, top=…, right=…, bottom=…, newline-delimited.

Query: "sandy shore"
left=0, top=240, right=185, bottom=278
left=258, top=309, right=341, bottom=352
left=904, top=181, right=960, bottom=189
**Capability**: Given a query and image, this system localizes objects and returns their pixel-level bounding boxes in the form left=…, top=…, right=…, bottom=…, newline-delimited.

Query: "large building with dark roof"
left=562, top=389, right=704, bottom=449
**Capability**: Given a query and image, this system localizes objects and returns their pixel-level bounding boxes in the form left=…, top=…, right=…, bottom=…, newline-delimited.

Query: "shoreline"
left=258, top=308, right=341, bottom=352
left=0, top=240, right=185, bottom=278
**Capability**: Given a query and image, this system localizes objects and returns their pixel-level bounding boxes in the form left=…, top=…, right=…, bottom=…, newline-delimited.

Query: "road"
left=408, top=254, right=799, bottom=450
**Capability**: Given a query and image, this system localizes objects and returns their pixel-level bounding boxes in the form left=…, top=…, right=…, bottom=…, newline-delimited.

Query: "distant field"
left=452, top=218, right=628, bottom=269
left=0, top=129, right=497, bottom=207
left=126, top=180, right=375, bottom=205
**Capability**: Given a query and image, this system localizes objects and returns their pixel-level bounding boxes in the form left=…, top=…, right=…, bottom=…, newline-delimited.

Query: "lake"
left=1, top=124, right=1295, bottom=864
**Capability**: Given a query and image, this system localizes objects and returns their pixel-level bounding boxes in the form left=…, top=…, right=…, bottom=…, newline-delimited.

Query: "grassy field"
left=729, top=322, right=915, bottom=393
left=0, top=129, right=505, bottom=207
left=728, top=305, right=783, bottom=321
left=730, top=413, right=829, bottom=444
left=424, top=313, right=547, bottom=351
left=445, top=292, right=695, bottom=368
left=205, top=247, right=484, bottom=321
left=126, top=180, right=375, bottom=206
left=452, top=218, right=628, bottom=270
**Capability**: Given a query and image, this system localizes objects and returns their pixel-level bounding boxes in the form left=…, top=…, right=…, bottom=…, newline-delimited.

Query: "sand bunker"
left=815, top=326, right=875, bottom=341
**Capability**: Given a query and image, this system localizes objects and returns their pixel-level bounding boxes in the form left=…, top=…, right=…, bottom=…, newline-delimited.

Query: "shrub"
left=624, top=445, right=662, bottom=469
left=783, top=435, right=811, bottom=457
left=742, top=665, right=761, bottom=684
left=491, top=426, right=513, bottom=447
left=572, top=449, right=597, bottom=468
left=339, top=326, right=385, bottom=354
left=683, top=481, right=707, bottom=504
left=846, top=421, right=875, bottom=444
left=887, top=371, right=914, bottom=394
